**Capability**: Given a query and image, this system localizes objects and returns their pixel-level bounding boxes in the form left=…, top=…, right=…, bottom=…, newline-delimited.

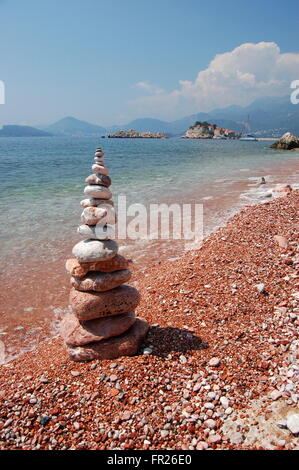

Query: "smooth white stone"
left=84, top=185, right=112, bottom=199
left=287, top=413, right=299, bottom=435
left=72, top=239, right=118, bottom=262
left=78, top=224, right=115, bottom=240
left=94, top=157, right=105, bottom=164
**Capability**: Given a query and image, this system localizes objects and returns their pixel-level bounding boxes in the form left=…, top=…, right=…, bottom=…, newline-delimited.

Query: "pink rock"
left=196, top=441, right=208, bottom=450
left=65, top=255, right=132, bottom=278
left=273, top=235, right=288, bottom=249
left=121, top=411, right=132, bottom=421
left=92, top=164, right=109, bottom=175
left=67, top=318, right=149, bottom=361
left=208, top=434, right=222, bottom=444
left=208, top=357, right=221, bottom=367
left=81, top=206, right=107, bottom=225
left=270, top=390, right=282, bottom=401
left=70, top=285, right=141, bottom=321
left=71, top=269, right=131, bottom=292
left=60, top=311, right=136, bottom=346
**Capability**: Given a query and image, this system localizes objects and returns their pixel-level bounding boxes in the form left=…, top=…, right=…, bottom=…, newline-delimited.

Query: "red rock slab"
left=70, top=285, right=141, bottom=321
left=67, top=318, right=149, bottom=361
left=71, top=269, right=131, bottom=292
left=60, top=311, right=136, bottom=346
left=65, top=255, right=132, bottom=278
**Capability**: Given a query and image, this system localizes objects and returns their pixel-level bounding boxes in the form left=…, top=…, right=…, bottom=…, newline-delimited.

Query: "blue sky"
left=0, top=0, right=298, bottom=126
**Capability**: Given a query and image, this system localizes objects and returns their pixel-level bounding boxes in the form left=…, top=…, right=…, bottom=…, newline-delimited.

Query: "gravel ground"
left=0, top=191, right=298, bottom=450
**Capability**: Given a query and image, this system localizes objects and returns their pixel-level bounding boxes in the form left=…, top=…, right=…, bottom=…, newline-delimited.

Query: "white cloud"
left=134, top=81, right=164, bottom=95
left=130, top=42, right=299, bottom=120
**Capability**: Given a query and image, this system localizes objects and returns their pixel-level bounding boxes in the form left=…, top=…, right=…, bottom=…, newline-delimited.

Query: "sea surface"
left=0, top=136, right=299, bottom=361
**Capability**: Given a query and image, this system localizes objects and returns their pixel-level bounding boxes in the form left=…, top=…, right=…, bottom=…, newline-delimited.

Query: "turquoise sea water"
left=0, top=136, right=299, bottom=261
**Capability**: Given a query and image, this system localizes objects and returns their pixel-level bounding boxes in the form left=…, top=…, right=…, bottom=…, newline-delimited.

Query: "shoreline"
left=0, top=190, right=298, bottom=450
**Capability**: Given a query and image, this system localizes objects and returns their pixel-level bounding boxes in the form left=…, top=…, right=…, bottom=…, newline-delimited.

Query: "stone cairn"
left=61, top=147, right=149, bottom=362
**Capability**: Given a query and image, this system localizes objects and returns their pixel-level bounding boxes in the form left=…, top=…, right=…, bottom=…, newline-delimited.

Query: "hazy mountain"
left=207, top=95, right=299, bottom=136
left=44, top=116, right=106, bottom=136
left=41, top=96, right=299, bottom=138
left=108, top=96, right=299, bottom=136
left=0, top=125, right=52, bottom=137
left=109, top=114, right=244, bottom=135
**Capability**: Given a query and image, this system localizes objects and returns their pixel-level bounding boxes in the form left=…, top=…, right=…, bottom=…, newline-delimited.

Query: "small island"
left=108, top=129, right=167, bottom=139
left=270, top=132, right=299, bottom=150
left=184, top=121, right=241, bottom=139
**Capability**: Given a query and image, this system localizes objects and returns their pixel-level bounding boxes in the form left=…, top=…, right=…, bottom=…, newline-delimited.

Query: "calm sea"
left=0, top=136, right=299, bottom=260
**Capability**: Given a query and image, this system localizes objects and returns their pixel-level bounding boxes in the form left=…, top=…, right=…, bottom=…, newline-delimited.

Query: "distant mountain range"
left=0, top=125, right=52, bottom=137
left=44, top=116, right=106, bottom=136
left=106, top=96, right=299, bottom=137
left=1, top=95, right=298, bottom=137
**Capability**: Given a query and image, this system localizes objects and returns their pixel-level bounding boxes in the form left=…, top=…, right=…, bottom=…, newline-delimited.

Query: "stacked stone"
left=61, top=147, right=149, bottom=362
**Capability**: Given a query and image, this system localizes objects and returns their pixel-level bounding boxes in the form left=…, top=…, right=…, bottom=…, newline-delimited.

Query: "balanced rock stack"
left=61, top=147, right=149, bottom=362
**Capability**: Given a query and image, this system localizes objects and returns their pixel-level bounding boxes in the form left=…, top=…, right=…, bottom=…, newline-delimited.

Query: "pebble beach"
left=1, top=189, right=298, bottom=450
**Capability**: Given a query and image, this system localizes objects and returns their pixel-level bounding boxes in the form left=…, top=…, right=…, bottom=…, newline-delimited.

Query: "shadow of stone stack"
left=61, top=147, right=149, bottom=362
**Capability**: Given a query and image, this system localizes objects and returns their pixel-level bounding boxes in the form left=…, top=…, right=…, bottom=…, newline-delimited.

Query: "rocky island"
left=271, top=132, right=299, bottom=150
left=184, top=121, right=241, bottom=139
left=108, top=129, right=167, bottom=138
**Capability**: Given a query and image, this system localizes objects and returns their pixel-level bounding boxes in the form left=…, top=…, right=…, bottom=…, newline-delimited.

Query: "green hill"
left=45, top=116, right=106, bottom=136
left=0, top=125, right=52, bottom=137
